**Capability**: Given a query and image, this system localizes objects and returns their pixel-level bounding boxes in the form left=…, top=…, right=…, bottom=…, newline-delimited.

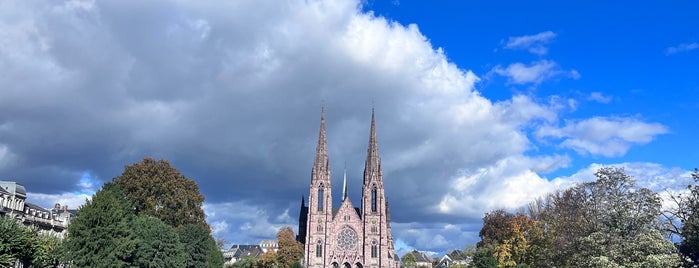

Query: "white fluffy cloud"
left=536, top=117, right=668, bottom=156
left=0, top=0, right=677, bottom=254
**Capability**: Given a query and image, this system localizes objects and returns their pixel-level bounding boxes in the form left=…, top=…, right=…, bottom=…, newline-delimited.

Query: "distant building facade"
left=436, top=249, right=471, bottom=267
left=223, top=240, right=279, bottom=265
left=298, top=110, right=399, bottom=268
left=0, top=181, right=75, bottom=237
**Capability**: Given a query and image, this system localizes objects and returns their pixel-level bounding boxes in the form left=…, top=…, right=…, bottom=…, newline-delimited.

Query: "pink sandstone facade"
left=298, top=110, right=398, bottom=268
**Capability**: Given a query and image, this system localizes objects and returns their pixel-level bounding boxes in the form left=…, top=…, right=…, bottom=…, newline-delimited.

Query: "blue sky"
left=1, top=0, right=698, bottom=257
left=364, top=0, right=699, bottom=178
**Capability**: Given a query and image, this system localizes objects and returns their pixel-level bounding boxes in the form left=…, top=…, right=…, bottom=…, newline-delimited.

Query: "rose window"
left=337, top=226, right=358, bottom=251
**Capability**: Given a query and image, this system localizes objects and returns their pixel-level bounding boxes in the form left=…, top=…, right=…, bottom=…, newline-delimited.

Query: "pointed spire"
left=364, top=108, right=381, bottom=184
left=312, top=107, right=329, bottom=182
left=301, top=195, right=305, bottom=207
left=343, top=166, right=348, bottom=200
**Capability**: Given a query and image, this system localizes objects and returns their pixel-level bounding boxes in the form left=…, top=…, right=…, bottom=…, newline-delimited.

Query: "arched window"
left=371, top=187, right=377, bottom=212
left=371, top=240, right=378, bottom=258
left=316, top=240, right=323, bottom=257
left=318, top=186, right=325, bottom=212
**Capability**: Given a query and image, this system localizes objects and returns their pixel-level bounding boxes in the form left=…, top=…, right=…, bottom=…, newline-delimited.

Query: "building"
left=435, top=249, right=471, bottom=267
left=223, top=240, right=279, bottom=265
left=298, top=110, right=399, bottom=268
left=406, top=250, right=433, bottom=268
left=0, top=181, right=75, bottom=237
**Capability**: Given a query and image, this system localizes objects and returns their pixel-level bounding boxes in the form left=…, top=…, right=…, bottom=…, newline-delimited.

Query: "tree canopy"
left=62, top=182, right=137, bottom=267
left=476, top=167, right=681, bottom=267
left=113, top=157, right=206, bottom=228
left=276, top=226, right=304, bottom=267
left=0, top=216, right=34, bottom=267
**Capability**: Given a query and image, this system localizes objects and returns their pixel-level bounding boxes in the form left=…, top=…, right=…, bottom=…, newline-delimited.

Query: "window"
left=371, top=241, right=378, bottom=258
left=317, top=225, right=323, bottom=232
left=371, top=187, right=377, bottom=212
left=316, top=241, right=323, bottom=257
left=318, top=187, right=324, bottom=211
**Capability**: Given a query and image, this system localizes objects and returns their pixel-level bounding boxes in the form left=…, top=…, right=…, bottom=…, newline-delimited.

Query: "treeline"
left=471, top=167, right=699, bottom=268
left=0, top=157, right=224, bottom=268
left=227, top=226, right=304, bottom=268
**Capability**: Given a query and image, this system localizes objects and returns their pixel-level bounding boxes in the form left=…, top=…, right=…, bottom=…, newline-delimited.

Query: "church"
left=297, top=110, right=399, bottom=268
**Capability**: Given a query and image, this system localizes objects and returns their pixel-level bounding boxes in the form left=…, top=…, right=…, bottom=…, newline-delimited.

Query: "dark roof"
left=448, top=249, right=468, bottom=260
left=0, top=186, right=9, bottom=195
left=25, top=202, right=50, bottom=213
left=240, top=247, right=263, bottom=258
left=229, top=245, right=261, bottom=258
left=410, top=250, right=433, bottom=263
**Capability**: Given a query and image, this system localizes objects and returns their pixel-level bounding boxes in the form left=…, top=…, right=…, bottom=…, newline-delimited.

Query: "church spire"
left=342, top=167, right=348, bottom=200
left=312, top=107, right=329, bottom=182
left=364, top=109, right=381, bottom=184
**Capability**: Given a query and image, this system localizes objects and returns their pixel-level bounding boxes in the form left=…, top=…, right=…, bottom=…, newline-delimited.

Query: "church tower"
left=361, top=110, right=397, bottom=267
left=304, top=108, right=333, bottom=267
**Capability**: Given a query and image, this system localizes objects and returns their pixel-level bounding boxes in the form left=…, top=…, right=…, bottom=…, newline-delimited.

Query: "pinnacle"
left=364, top=109, right=381, bottom=184
left=312, top=108, right=329, bottom=182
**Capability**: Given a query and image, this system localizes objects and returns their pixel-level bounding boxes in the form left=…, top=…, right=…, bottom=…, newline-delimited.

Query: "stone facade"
left=0, top=181, right=75, bottom=237
left=298, top=110, right=398, bottom=268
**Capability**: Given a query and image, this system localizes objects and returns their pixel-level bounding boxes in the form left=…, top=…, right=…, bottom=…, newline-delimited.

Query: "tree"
left=258, top=250, right=280, bottom=268
left=178, top=223, right=220, bottom=268
left=401, top=252, right=417, bottom=268
left=676, top=168, right=699, bottom=267
left=62, top=182, right=137, bottom=267
left=536, top=167, right=680, bottom=267
left=132, top=215, right=186, bottom=268
left=0, top=216, right=34, bottom=267
left=276, top=226, right=304, bottom=267
left=114, top=157, right=206, bottom=228
left=231, top=256, right=258, bottom=268
left=476, top=210, right=538, bottom=267
left=32, top=233, right=63, bottom=268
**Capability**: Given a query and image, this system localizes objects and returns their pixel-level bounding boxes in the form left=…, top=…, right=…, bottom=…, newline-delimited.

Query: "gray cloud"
left=0, top=0, right=678, bottom=254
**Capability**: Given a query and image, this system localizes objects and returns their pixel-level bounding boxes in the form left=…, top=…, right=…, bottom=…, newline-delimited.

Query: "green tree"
left=114, top=157, right=206, bottom=228
left=179, top=223, right=219, bottom=268
left=232, top=256, right=258, bottom=268
left=0, top=216, right=34, bottom=267
left=534, top=167, right=680, bottom=267
left=402, top=252, right=417, bottom=268
left=207, top=236, right=224, bottom=268
left=276, top=226, right=304, bottom=267
left=675, top=168, right=699, bottom=267
left=132, top=215, right=186, bottom=268
left=62, top=182, right=137, bottom=267
left=32, top=233, right=63, bottom=267
left=471, top=245, right=497, bottom=268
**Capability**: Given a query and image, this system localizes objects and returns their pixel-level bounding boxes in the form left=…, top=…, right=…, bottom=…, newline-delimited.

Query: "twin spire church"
left=297, top=110, right=399, bottom=268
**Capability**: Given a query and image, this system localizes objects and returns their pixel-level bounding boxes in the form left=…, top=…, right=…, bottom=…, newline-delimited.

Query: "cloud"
left=503, top=31, right=556, bottom=55
left=0, top=0, right=674, bottom=255
left=491, top=60, right=579, bottom=85
left=536, top=117, right=668, bottom=157
left=587, top=91, right=612, bottom=103
left=666, top=42, right=699, bottom=55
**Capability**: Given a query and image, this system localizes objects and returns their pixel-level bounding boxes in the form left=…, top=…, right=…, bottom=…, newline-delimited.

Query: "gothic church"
left=297, top=110, right=398, bottom=268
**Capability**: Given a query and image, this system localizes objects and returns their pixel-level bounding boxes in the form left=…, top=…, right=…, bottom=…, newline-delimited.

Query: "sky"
left=1, top=0, right=698, bottom=257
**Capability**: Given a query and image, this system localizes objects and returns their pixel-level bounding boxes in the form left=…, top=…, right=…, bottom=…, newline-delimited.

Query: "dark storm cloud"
left=0, top=0, right=672, bottom=253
